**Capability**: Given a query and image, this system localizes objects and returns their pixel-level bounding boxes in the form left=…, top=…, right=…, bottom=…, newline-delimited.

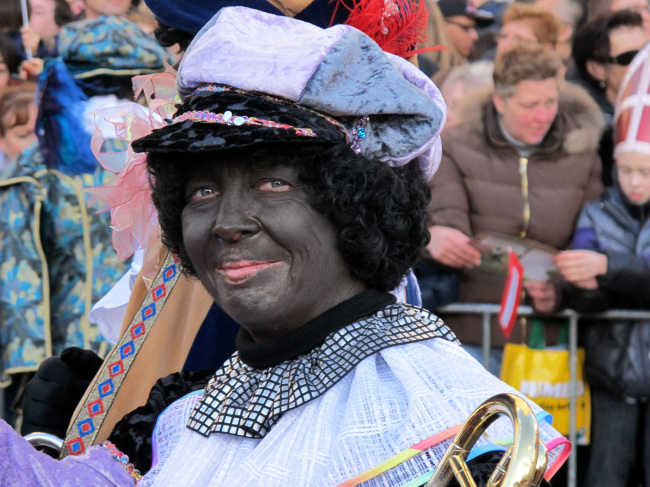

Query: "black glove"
left=108, top=369, right=214, bottom=474
left=21, top=347, right=104, bottom=438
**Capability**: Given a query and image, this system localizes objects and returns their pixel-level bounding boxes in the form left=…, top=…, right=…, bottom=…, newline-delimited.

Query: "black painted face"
left=181, top=157, right=366, bottom=342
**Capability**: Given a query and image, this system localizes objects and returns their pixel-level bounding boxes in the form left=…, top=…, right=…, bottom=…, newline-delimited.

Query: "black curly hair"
left=153, top=20, right=194, bottom=53
left=147, top=143, right=431, bottom=292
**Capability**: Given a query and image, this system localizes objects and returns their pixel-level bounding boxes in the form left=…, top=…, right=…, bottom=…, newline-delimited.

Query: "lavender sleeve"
left=0, top=419, right=134, bottom=486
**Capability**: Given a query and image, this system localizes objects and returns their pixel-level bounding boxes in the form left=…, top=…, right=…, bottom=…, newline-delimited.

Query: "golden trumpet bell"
left=425, top=393, right=548, bottom=487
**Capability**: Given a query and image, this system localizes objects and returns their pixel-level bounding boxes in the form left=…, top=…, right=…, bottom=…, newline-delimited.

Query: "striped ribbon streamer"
left=337, top=424, right=462, bottom=487
left=338, top=410, right=569, bottom=486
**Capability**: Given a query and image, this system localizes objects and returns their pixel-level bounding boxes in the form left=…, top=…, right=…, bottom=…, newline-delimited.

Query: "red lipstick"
left=218, top=260, right=281, bottom=282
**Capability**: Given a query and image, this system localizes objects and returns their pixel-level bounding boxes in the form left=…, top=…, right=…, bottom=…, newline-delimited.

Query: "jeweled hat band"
left=168, top=110, right=318, bottom=138
left=132, top=85, right=365, bottom=154
left=192, top=84, right=350, bottom=135
left=176, top=84, right=370, bottom=153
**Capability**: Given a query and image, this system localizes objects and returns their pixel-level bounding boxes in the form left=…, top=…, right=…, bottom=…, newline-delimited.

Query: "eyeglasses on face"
left=597, top=50, right=640, bottom=66
left=445, top=19, right=477, bottom=33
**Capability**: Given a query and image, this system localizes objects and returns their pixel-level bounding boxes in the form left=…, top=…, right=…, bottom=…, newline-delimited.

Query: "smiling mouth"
left=218, top=260, right=282, bottom=283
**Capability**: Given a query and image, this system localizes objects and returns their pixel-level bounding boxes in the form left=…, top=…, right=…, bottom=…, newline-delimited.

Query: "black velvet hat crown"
left=131, top=87, right=348, bottom=154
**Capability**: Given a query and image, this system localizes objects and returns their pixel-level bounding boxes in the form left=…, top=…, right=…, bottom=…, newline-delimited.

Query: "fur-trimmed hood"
left=454, top=80, right=606, bottom=155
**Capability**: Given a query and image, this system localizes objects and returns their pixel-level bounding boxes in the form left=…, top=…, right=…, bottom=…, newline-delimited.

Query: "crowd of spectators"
left=0, top=0, right=169, bottom=427
left=0, top=0, right=649, bottom=485
left=423, top=0, right=650, bottom=485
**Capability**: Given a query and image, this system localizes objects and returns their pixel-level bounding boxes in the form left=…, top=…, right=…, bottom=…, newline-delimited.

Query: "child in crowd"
left=529, top=43, right=650, bottom=486
left=22, top=0, right=76, bottom=59
left=0, top=82, right=37, bottom=178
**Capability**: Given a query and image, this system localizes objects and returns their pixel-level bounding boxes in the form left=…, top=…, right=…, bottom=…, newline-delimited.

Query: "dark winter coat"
left=565, top=183, right=650, bottom=398
left=427, top=81, right=605, bottom=347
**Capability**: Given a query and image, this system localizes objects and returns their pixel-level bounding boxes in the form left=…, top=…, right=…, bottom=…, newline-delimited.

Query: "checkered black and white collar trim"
left=187, top=304, right=457, bottom=438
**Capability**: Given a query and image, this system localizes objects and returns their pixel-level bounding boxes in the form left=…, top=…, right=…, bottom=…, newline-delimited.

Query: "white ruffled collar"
left=186, top=304, right=457, bottom=438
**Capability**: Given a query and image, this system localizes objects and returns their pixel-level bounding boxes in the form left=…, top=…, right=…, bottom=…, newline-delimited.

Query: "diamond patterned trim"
left=60, top=251, right=182, bottom=458
left=187, top=305, right=457, bottom=438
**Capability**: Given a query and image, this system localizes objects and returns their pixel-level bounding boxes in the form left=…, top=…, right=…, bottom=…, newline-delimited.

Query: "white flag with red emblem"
left=498, top=249, right=524, bottom=339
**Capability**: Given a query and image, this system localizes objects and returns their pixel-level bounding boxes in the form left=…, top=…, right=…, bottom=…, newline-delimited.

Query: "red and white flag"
left=498, top=249, right=524, bottom=339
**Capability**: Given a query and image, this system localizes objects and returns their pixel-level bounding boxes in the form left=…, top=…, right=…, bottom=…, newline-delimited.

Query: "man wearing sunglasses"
left=438, top=0, right=493, bottom=62
left=588, top=0, right=650, bottom=36
left=572, top=9, right=649, bottom=185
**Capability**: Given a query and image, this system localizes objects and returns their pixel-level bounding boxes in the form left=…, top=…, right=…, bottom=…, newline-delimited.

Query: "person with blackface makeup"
left=22, top=0, right=424, bottom=447
left=0, top=7, right=568, bottom=486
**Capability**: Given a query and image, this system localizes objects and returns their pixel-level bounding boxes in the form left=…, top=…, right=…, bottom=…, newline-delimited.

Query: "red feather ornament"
left=330, top=0, right=430, bottom=59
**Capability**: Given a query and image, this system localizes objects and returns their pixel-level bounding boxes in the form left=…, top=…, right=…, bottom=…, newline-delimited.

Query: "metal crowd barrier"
left=437, top=303, right=650, bottom=487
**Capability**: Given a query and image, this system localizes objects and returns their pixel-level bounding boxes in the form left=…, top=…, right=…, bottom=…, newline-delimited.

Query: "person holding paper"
left=425, top=43, right=604, bottom=374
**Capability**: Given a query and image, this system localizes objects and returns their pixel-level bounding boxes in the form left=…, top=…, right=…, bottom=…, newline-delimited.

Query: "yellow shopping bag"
left=500, top=342, right=591, bottom=445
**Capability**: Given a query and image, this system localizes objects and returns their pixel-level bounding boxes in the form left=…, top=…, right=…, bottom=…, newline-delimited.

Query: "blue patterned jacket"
left=0, top=143, right=127, bottom=382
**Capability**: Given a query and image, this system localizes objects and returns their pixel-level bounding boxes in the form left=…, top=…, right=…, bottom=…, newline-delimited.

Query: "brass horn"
left=425, top=393, right=547, bottom=487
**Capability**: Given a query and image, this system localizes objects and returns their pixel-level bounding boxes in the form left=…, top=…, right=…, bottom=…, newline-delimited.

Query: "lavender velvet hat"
left=132, top=7, right=446, bottom=179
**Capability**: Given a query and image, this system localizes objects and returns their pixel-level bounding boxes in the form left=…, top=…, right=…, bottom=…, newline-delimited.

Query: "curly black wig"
left=153, top=20, right=194, bottom=53
left=147, top=143, right=431, bottom=292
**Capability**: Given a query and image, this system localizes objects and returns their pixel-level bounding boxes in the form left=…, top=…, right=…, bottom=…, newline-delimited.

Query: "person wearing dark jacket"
left=531, top=42, right=650, bottom=486
left=425, top=43, right=604, bottom=374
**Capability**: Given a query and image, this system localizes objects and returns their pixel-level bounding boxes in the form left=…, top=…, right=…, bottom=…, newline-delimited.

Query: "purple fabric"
left=178, top=9, right=338, bottom=101
left=384, top=52, right=446, bottom=179
left=0, top=420, right=133, bottom=486
left=177, top=7, right=447, bottom=181
left=572, top=226, right=600, bottom=252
